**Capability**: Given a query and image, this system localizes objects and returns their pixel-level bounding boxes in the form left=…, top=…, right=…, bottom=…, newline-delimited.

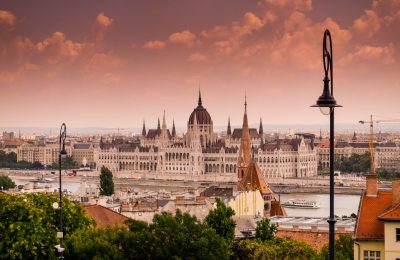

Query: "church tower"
left=237, top=96, right=252, bottom=181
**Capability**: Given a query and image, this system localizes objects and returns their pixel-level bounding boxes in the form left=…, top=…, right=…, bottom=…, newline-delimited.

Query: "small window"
left=363, top=250, right=381, bottom=260
left=397, top=228, right=400, bottom=242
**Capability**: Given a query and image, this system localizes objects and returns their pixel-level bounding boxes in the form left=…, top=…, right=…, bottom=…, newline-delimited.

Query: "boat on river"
left=29, top=175, right=56, bottom=183
left=282, top=199, right=320, bottom=209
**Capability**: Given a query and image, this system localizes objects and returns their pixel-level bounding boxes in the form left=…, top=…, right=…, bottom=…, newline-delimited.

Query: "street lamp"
left=57, top=123, right=67, bottom=259
left=311, top=29, right=341, bottom=260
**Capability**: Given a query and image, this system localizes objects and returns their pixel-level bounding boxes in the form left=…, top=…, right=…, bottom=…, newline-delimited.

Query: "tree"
left=231, top=238, right=319, bottom=260
left=0, top=193, right=94, bottom=259
left=65, top=226, right=127, bottom=260
left=100, top=166, right=114, bottom=196
left=335, top=153, right=371, bottom=173
left=204, top=198, right=236, bottom=242
left=0, top=176, right=16, bottom=190
left=255, top=217, right=278, bottom=241
left=149, top=210, right=229, bottom=259
left=320, top=234, right=354, bottom=260
left=66, top=210, right=230, bottom=260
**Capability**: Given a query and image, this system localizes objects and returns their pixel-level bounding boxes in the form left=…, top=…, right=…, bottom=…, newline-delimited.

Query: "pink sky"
left=0, top=0, right=399, bottom=128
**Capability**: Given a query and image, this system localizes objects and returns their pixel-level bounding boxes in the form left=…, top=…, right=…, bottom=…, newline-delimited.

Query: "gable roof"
left=232, top=128, right=260, bottom=139
left=73, top=143, right=92, bottom=150
left=356, top=191, right=393, bottom=240
left=84, top=204, right=128, bottom=228
left=378, top=202, right=400, bottom=221
left=238, top=161, right=271, bottom=195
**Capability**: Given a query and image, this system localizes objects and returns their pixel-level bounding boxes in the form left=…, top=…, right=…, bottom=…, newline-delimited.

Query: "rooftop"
left=84, top=204, right=128, bottom=228
left=355, top=191, right=395, bottom=240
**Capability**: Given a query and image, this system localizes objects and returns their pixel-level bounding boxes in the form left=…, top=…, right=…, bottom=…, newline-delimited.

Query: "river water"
left=279, top=193, right=360, bottom=218
left=11, top=177, right=361, bottom=217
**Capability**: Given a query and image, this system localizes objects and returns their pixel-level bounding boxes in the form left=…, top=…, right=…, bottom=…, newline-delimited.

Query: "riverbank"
left=1, top=169, right=376, bottom=195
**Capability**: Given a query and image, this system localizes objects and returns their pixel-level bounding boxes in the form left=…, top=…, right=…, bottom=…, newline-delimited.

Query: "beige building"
left=316, top=141, right=400, bottom=171
left=227, top=190, right=264, bottom=217
left=72, top=143, right=94, bottom=167
left=17, top=143, right=72, bottom=166
left=354, top=176, right=400, bottom=260
left=95, top=93, right=317, bottom=179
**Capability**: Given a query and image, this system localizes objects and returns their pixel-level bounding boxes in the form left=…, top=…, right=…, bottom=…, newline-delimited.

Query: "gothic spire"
left=172, top=119, right=176, bottom=137
left=142, top=120, right=146, bottom=136
left=227, top=117, right=232, bottom=135
left=198, top=88, right=202, bottom=107
left=259, top=117, right=263, bottom=136
left=162, top=110, right=167, bottom=130
left=157, top=118, right=161, bottom=134
left=238, top=96, right=251, bottom=166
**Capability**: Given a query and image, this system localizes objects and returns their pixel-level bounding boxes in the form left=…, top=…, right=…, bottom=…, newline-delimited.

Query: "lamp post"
left=311, top=29, right=341, bottom=260
left=57, top=123, right=67, bottom=259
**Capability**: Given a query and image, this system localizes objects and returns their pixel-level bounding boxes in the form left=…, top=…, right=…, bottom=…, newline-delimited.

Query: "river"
left=279, top=193, right=360, bottom=218
left=11, top=177, right=361, bottom=217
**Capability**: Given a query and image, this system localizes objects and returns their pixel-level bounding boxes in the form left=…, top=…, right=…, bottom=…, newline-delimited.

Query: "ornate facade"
left=94, top=92, right=318, bottom=179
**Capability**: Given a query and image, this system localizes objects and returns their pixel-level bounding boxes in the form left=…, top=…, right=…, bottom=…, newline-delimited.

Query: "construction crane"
left=359, top=115, right=400, bottom=174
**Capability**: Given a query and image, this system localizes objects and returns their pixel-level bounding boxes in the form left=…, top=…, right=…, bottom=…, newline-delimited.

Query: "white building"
left=94, top=93, right=318, bottom=179
left=17, top=143, right=72, bottom=166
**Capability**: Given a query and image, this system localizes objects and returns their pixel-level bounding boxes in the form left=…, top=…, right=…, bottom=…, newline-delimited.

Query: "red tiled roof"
left=84, top=204, right=128, bottom=228
left=238, top=161, right=271, bottom=195
left=356, top=191, right=393, bottom=240
left=378, top=202, right=400, bottom=221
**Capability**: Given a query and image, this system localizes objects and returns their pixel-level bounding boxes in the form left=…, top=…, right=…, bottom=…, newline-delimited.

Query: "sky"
left=0, top=0, right=399, bottom=129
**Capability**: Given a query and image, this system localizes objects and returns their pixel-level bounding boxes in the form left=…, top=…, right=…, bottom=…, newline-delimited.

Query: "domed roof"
left=188, top=92, right=212, bottom=125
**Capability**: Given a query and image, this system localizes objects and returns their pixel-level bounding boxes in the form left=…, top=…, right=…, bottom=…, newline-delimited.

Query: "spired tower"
left=186, top=90, right=215, bottom=148
left=237, top=96, right=252, bottom=181
left=237, top=97, right=283, bottom=217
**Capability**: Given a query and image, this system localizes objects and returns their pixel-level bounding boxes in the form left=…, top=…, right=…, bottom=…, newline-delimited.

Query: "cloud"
left=143, top=40, right=166, bottom=50
left=188, top=52, right=207, bottom=62
left=352, top=10, right=381, bottom=37
left=36, top=32, right=86, bottom=64
left=96, top=12, right=113, bottom=28
left=339, top=43, right=396, bottom=66
left=0, top=12, right=119, bottom=85
left=0, top=10, right=17, bottom=31
left=263, top=0, right=312, bottom=12
left=168, top=30, right=196, bottom=47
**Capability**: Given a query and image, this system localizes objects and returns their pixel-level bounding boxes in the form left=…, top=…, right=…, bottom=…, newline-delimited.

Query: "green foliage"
left=232, top=238, right=319, bottom=260
left=100, top=166, right=114, bottom=196
left=65, top=226, right=128, bottom=260
left=0, top=151, right=45, bottom=169
left=66, top=210, right=230, bottom=260
left=49, top=156, right=78, bottom=170
left=378, top=169, right=400, bottom=180
left=255, top=217, right=278, bottom=241
left=0, top=175, right=16, bottom=190
left=320, top=234, right=354, bottom=260
left=335, top=153, right=371, bottom=173
left=204, top=198, right=236, bottom=242
left=0, top=193, right=94, bottom=259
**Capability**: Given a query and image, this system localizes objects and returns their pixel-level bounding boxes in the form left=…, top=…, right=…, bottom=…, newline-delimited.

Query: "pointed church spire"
left=162, top=110, right=167, bottom=130
left=244, top=94, right=247, bottom=114
left=259, top=118, right=263, bottom=136
left=142, top=120, right=146, bottom=136
left=352, top=131, right=357, bottom=141
left=198, top=88, right=202, bottom=107
left=238, top=95, right=251, bottom=166
left=172, top=119, right=176, bottom=137
left=157, top=118, right=161, bottom=134
left=227, top=117, right=232, bottom=136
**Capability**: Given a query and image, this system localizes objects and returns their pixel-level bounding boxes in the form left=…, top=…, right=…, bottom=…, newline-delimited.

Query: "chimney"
left=392, top=179, right=400, bottom=206
left=366, top=174, right=378, bottom=197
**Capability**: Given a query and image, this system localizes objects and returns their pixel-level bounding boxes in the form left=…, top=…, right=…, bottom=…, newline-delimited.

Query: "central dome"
left=188, top=92, right=212, bottom=125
